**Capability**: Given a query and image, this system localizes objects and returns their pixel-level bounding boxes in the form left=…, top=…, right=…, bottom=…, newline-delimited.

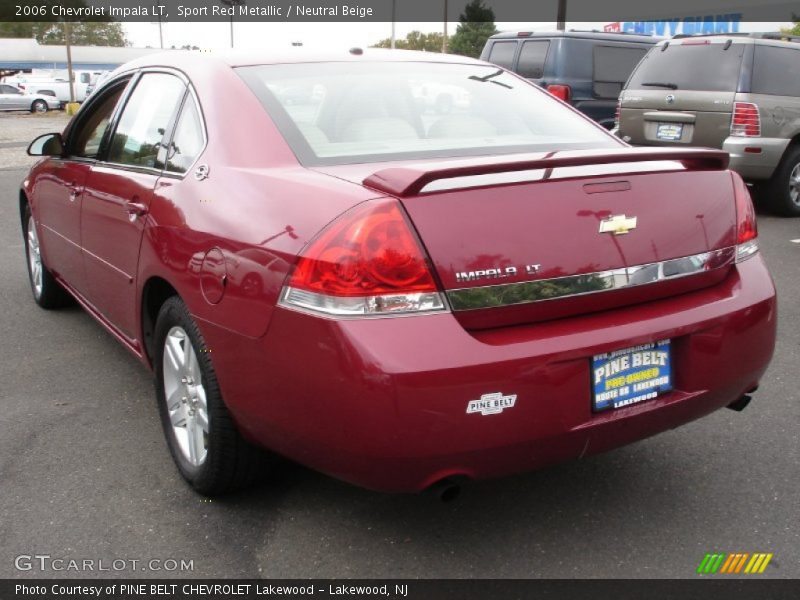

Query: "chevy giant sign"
left=605, top=13, right=742, bottom=36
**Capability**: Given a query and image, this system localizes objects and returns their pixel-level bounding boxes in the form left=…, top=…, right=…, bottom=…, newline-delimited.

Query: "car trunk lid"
left=619, top=90, right=737, bottom=148
left=353, top=148, right=737, bottom=329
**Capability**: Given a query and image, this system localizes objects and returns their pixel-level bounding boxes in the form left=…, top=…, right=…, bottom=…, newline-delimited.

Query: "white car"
left=0, top=83, right=61, bottom=113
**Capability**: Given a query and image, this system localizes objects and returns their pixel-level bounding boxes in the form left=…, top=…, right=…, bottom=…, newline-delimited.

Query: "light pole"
left=390, top=0, right=396, bottom=49
left=219, top=0, right=245, bottom=48
left=557, top=0, right=567, bottom=31
left=64, top=22, right=75, bottom=104
left=442, top=0, right=448, bottom=53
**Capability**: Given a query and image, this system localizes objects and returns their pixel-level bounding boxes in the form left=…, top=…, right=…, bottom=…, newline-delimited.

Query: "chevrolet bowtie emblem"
left=598, top=214, right=638, bottom=235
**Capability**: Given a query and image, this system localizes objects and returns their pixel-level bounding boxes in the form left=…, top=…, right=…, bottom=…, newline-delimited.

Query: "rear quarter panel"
left=135, top=60, right=378, bottom=345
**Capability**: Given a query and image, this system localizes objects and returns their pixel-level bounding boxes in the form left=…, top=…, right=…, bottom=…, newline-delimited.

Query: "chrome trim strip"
left=446, top=246, right=737, bottom=312
left=278, top=287, right=449, bottom=319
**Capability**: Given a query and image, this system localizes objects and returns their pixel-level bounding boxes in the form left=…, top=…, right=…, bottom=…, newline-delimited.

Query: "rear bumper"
left=723, top=136, right=789, bottom=181
left=203, top=256, right=776, bottom=493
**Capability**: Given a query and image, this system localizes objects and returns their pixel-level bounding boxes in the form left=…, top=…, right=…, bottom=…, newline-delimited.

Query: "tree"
left=781, top=19, right=800, bottom=35
left=0, top=20, right=128, bottom=47
left=372, top=30, right=449, bottom=52
left=447, top=0, right=498, bottom=58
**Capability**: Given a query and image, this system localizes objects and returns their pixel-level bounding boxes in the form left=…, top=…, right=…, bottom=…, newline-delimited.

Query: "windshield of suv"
left=627, top=43, right=746, bottom=92
left=238, top=61, right=619, bottom=166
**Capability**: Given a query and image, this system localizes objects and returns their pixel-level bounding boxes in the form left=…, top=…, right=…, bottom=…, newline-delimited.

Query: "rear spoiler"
left=363, top=148, right=729, bottom=197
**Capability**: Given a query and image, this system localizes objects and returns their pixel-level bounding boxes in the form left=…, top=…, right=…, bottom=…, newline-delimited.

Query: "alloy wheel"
left=162, top=326, right=209, bottom=466
left=789, top=162, right=800, bottom=207
left=27, top=217, right=43, bottom=298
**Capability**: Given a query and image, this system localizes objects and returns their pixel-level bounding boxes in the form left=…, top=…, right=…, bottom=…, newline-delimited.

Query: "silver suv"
left=617, top=33, right=800, bottom=216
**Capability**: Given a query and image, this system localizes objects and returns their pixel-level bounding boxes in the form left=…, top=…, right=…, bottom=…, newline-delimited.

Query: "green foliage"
left=372, top=30, right=448, bottom=52
left=0, top=22, right=129, bottom=47
left=781, top=20, right=800, bottom=35
left=448, top=0, right=498, bottom=58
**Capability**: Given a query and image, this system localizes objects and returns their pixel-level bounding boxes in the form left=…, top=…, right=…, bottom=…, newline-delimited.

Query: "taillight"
left=614, top=99, right=621, bottom=130
left=730, top=102, right=761, bottom=137
left=546, top=84, right=571, bottom=102
left=732, top=172, right=758, bottom=262
left=280, top=199, right=446, bottom=316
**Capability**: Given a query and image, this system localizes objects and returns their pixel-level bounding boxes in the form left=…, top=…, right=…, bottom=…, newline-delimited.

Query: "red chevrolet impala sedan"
left=20, top=49, right=776, bottom=496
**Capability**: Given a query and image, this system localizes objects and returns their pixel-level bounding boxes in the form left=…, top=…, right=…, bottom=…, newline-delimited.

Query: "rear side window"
left=593, top=45, right=648, bottom=99
left=627, top=43, right=745, bottom=92
left=487, top=42, right=517, bottom=69
left=107, top=73, right=186, bottom=169
left=165, top=98, right=205, bottom=174
left=517, top=40, right=550, bottom=79
left=752, top=45, right=800, bottom=97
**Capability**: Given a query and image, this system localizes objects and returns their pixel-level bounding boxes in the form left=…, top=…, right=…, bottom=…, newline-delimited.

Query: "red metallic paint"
left=22, top=51, right=777, bottom=494
left=33, top=161, right=92, bottom=294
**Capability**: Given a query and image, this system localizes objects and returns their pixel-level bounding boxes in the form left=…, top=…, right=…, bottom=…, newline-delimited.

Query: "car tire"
left=154, top=296, right=270, bottom=495
left=31, top=100, right=48, bottom=114
left=22, top=203, right=72, bottom=309
left=764, top=145, right=800, bottom=217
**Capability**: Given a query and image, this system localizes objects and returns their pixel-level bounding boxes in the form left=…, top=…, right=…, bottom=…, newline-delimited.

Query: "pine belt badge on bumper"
left=467, top=392, right=517, bottom=415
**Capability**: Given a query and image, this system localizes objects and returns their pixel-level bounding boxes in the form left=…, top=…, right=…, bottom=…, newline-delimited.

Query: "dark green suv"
left=617, top=33, right=800, bottom=216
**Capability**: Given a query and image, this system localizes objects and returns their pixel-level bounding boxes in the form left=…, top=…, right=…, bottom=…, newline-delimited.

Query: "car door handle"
left=126, top=201, right=149, bottom=218
left=67, top=183, right=81, bottom=202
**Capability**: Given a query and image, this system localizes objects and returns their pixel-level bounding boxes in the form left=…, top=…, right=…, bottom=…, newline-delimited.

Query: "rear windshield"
left=237, top=61, right=618, bottom=166
left=627, top=43, right=745, bottom=92
left=593, top=45, right=648, bottom=99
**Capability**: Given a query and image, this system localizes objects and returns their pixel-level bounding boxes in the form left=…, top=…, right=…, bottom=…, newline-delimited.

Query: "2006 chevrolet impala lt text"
left=19, top=49, right=776, bottom=496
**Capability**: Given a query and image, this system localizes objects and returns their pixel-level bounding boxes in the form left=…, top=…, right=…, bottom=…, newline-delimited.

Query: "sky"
left=122, top=21, right=791, bottom=51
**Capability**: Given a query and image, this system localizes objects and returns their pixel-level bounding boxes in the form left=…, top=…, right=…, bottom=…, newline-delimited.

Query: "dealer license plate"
left=592, top=340, right=672, bottom=412
left=656, top=123, right=683, bottom=141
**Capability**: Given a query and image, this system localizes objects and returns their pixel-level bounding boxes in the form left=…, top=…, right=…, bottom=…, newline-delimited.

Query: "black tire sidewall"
left=769, top=146, right=800, bottom=217
left=31, top=100, right=47, bottom=113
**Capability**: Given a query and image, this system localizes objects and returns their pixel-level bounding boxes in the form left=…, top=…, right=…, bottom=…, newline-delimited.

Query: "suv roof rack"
left=569, top=28, right=653, bottom=36
left=672, top=31, right=800, bottom=43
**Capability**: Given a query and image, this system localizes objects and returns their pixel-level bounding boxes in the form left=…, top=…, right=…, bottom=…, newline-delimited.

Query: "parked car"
left=0, top=83, right=60, bottom=113
left=3, top=69, right=99, bottom=104
left=84, top=71, right=113, bottom=99
left=21, top=49, right=775, bottom=497
left=617, top=32, right=800, bottom=216
left=481, top=30, right=658, bottom=128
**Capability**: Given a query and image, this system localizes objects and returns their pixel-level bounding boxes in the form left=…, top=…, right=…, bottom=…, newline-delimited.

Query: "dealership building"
left=0, top=37, right=161, bottom=76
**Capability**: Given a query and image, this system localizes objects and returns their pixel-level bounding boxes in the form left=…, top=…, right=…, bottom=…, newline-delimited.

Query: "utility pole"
left=64, top=21, right=75, bottom=104
left=391, top=0, right=396, bottom=49
left=557, top=0, right=567, bottom=31
left=442, top=0, right=448, bottom=53
left=219, top=0, right=245, bottom=48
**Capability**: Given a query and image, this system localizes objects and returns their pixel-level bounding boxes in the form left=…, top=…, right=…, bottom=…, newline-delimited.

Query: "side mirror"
left=27, top=133, right=64, bottom=157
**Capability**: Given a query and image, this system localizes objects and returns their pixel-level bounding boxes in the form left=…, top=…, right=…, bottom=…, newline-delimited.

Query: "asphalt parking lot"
left=0, top=113, right=798, bottom=579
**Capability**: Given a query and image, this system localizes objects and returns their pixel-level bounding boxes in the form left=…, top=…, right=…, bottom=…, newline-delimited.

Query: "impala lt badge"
left=455, top=263, right=541, bottom=283
left=467, top=392, right=517, bottom=416
left=599, top=214, right=638, bottom=235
